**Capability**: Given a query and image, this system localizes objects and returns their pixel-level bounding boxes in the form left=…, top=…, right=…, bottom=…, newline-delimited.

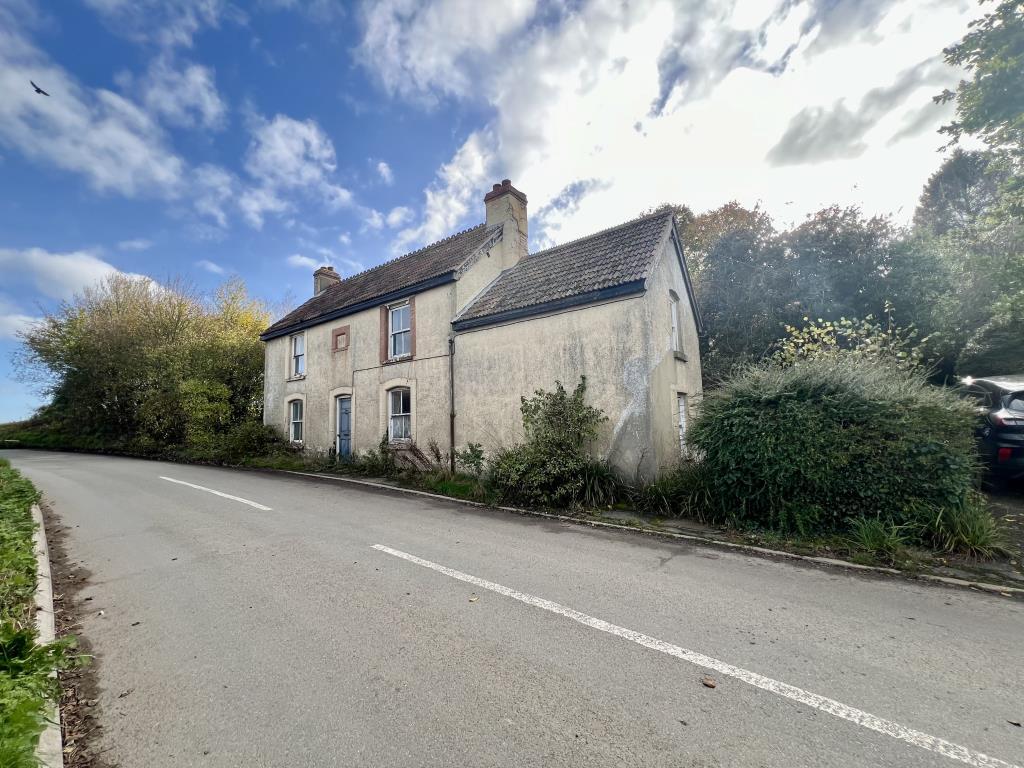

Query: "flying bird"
left=30, top=81, right=49, bottom=96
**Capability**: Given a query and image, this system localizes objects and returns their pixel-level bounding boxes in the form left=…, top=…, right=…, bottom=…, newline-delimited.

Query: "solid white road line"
left=159, top=476, right=272, bottom=511
left=372, top=543, right=1019, bottom=768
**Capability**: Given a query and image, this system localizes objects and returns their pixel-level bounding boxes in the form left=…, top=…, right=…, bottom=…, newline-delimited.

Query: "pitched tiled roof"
left=456, top=211, right=673, bottom=325
left=262, top=223, right=498, bottom=339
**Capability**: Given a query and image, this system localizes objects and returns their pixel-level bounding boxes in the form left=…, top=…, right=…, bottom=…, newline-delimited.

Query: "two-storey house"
left=260, top=180, right=703, bottom=479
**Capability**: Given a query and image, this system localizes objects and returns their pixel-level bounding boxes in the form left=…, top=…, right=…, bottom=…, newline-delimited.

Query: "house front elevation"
left=260, top=180, right=703, bottom=480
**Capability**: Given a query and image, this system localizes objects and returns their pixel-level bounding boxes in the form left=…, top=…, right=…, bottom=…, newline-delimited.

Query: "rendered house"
left=260, top=180, right=703, bottom=479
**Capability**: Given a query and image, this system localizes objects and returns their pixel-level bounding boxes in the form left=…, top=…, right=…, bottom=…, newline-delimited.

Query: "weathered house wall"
left=263, top=282, right=455, bottom=454
left=452, top=230, right=701, bottom=480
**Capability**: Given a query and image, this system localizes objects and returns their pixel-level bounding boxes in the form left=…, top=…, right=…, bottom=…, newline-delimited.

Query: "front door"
left=336, top=396, right=352, bottom=457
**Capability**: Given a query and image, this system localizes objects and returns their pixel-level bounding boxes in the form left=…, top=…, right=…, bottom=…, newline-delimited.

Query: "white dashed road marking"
left=372, top=543, right=1019, bottom=768
left=159, top=476, right=272, bottom=511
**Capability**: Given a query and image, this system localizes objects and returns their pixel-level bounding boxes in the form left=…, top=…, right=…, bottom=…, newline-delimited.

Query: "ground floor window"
left=388, top=387, right=411, bottom=440
left=289, top=399, right=303, bottom=442
left=677, top=393, right=688, bottom=455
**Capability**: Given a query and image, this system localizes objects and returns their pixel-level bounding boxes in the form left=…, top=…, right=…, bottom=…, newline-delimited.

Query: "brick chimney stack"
left=313, top=265, right=341, bottom=296
left=484, top=179, right=527, bottom=270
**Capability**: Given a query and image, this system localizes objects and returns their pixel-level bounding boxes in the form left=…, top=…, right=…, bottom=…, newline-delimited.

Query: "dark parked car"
left=960, top=375, right=1024, bottom=480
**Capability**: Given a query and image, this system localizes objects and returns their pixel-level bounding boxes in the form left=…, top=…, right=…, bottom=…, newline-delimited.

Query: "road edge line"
left=285, top=471, right=1024, bottom=596
left=32, top=503, right=64, bottom=768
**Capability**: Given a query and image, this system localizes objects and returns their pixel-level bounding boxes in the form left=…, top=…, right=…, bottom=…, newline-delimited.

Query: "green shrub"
left=454, top=442, right=485, bottom=476
left=925, top=493, right=1006, bottom=558
left=579, top=461, right=623, bottom=508
left=631, top=461, right=713, bottom=519
left=689, top=356, right=982, bottom=537
left=487, top=377, right=607, bottom=508
left=0, top=460, right=80, bottom=768
left=847, top=518, right=909, bottom=564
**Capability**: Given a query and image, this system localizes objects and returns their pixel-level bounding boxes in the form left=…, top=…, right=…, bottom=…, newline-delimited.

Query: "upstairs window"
left=290, top=333, right=305, bottom=377
left=388, top=387, right=411, bottom=441
left=669, top=290, right=681, bottom=353
left=289, top=399, right=304, bottom=442
left=389, top=302, right=411, bottom=359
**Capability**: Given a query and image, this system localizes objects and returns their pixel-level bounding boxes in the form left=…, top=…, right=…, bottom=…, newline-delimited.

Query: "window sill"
left=673, top=351, right=688, bottom=363
left=383, top=355, right=413, bottom=366
left=287, top=374, right=306, bottom=382
left=388, top=439, right=412, bottom=448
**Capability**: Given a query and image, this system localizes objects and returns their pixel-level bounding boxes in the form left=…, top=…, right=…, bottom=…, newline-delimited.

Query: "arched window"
left=388, top=387, right=411, bottom=441
left=288, top=399, right=304, bottom=442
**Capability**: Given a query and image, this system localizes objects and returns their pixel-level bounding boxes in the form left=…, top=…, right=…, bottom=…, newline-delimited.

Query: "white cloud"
left=131, top=56, right=227, bottom=130
left=0, top=310, right=40, bottom=339
left=117, top=238, right=152, bottom=251
left=361, top=0, right=980, bottom=252
left=377, top=160, right=394, bottom=184
left=286, top=253, right=323, bottom=269
left=0, top=247, right=149, bottom=301
left=195, top=259, right=225, bottom=274
left=241, top=113, right=353, bottom=228
left=356, top=0, right=539, bottom=102
left=0, top=15, right=186, bottom=198
left=82, top=0, right=233, bottom=48
left=338, top=231, right=352, bottom=246
left=361, top=208, right=385, bottom=230
left=192, top=164, right=235, bottom=227
left=385, top=205, right=412, bottom=227
left=393, top=129, right=491, bottom=251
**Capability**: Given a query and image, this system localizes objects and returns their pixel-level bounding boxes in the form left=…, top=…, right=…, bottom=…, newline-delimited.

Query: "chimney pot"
left=313, top=265, right=341, bottom=296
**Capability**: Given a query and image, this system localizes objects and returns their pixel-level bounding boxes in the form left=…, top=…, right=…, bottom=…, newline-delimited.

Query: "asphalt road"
left=5, top=449, right=1023, bottom=768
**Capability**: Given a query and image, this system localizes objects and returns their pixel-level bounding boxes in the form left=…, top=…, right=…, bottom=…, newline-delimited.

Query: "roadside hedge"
left=687, top=357, right=981, bottom=537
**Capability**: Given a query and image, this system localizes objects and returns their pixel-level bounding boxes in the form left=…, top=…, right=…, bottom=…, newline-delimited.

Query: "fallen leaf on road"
left=117, top=688, right=133, bottom=698
left=97, top=610, right=105, bottom=617
left=1008, top=720, right=1021, bottom=727
left=469, top=596, right=479, bottom=603
left=131, top=621, right=141, bottom=627
left=701, top=676, right=717, bottom=689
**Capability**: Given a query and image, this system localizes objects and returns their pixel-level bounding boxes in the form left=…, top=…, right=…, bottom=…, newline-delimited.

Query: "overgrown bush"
left=688, top=356, right=992, bottom=545
left=488, top=377, right=610, bottom=508
left=455, top=443, right=485, bottom=476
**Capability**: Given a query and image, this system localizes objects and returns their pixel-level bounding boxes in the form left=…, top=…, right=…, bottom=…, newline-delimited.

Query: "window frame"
left=388, top=301, right=412, bottom=360
left=677, top=392, right=688, bottom=456
left=388, top=387, right=412, bottom=442
left=290, top=332, right=306, bottom=378
left=288, top=398, right=304, bottom=443
left=669, top=293, right=681, bottom=353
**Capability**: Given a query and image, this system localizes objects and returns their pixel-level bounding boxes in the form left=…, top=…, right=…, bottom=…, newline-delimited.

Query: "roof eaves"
left=260, top=272, right=457, bottom=341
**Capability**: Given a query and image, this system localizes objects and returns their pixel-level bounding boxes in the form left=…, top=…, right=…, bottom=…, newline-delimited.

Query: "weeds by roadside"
left=0, top=459, right=81, bottom=768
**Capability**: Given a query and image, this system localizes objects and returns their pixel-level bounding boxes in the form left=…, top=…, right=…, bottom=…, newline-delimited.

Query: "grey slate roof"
left=262, top=223, right=498, bottom=339
left=456, top=211, right=674, bottom=325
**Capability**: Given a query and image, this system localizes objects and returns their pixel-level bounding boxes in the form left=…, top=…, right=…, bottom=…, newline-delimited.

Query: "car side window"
left=1008, top=394, right=1024, bottom=413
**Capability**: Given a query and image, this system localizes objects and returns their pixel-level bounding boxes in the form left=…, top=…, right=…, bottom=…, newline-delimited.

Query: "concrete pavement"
left=5, top=449, right=1023, bottom=768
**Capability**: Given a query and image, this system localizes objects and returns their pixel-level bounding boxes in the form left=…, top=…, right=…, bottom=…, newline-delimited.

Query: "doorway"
left=336, top=395, right=352, bottom=457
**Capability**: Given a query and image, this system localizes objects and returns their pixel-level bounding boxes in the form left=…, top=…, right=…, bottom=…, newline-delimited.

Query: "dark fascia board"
left=668, top=221, right=705, bottom=336
left=452, top=279, right=647, bottom=332
left=260, top=272, right=456, bottom=341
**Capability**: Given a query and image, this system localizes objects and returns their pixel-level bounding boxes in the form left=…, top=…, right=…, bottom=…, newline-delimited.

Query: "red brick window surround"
left=332, top=325, right=350, bottom=352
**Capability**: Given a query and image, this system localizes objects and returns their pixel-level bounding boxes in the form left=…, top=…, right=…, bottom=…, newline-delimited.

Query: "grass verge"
left=0, top=458, right=78, bottom=768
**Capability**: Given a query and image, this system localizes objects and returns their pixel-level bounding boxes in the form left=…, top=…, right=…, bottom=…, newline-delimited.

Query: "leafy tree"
left=680, top=203, right=789, bottom=382
left=913, top=149, right=1009, bottom=235
left=15, top=274, right=270, bottom=456
left=936, top=0, right=1024, bottom=158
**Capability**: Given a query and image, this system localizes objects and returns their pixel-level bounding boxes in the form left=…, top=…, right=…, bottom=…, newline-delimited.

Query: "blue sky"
left=0, top=0, right=982, bottom=421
